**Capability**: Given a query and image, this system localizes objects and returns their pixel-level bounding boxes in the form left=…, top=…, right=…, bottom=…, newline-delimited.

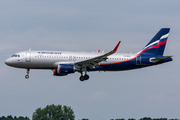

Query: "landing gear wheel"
left=25, top=75, right=29, bottom=79
left=84, top=74, right=89, bottom=80
left=80, top=76, right=85, bottom=81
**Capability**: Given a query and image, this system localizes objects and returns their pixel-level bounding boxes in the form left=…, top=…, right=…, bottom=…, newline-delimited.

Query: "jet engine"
left=53, top=64, right=75, bottom=76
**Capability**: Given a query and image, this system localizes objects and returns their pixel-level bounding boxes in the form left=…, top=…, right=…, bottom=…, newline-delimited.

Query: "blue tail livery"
left=139, top=28, right=170, bottom=55
left=5, top=28, right=173, bottom=81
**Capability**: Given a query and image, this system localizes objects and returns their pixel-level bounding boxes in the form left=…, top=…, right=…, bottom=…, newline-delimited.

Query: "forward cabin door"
left=26, top=52, right=31, bottom=62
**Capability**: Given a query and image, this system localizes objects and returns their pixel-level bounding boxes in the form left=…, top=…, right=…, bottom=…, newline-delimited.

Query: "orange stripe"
left=53, top=69, right=56, bottom=75
left=58, top=64, right=61, bottom=73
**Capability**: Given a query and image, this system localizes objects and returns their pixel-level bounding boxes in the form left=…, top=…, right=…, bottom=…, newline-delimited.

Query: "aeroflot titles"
left=38, top=52, right=61, bottom=54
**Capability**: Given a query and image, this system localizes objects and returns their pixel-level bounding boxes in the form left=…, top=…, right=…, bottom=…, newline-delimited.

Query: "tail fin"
left=139, top=28, right=170, bottom=55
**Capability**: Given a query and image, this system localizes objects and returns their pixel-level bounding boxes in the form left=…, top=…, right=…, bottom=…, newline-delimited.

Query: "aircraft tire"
left=79, top=76, right=84, bottom=81
left=25, top=75, right=29, bottom=79
left=84, top=74, right=89, bottom=80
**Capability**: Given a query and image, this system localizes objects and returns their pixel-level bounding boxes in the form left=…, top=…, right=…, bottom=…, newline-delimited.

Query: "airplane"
left=5, top=28, right=173, bottom=81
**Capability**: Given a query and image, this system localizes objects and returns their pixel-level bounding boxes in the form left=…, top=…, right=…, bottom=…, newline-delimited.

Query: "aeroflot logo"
left=38, top=52, right=61, bottom=54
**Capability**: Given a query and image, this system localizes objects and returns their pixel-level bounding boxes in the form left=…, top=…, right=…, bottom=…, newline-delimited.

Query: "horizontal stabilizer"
left=150, top=56, right=172, bottom=63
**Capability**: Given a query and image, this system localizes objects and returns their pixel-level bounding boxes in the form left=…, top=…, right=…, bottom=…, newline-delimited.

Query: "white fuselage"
left=5, top=50, right=136, bottom=69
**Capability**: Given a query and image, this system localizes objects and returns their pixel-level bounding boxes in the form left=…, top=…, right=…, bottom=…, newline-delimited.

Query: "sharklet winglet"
left=113, top=41, right=121, bottom=52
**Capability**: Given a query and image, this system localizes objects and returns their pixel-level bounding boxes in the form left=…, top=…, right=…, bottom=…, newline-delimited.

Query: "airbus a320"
left=5, top=28, right=173, bottom=81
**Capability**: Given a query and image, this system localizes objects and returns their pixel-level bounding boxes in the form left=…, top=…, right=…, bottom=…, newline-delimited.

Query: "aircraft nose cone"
left=5, top=58, right=11, bottom=65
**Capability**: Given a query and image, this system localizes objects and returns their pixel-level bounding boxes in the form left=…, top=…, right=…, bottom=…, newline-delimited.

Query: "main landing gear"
left=25, top=68, right=30, bottom=79
left=79, top=74, right=89, bottom=81
left=79, top=68, right=89, bottom=81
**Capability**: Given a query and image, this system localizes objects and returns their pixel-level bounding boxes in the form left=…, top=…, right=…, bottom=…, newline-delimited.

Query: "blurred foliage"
left=0, top=115, right=29, bottom=120
left=32, top=104, right=75, bottom=120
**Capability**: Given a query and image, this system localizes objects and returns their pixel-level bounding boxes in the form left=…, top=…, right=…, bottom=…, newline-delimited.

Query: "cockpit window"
left=11, top=55, right=20, bottom=57
left=11, top=55, right=17, bottom=57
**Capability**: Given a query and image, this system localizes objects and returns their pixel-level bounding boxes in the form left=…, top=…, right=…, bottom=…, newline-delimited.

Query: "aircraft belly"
left=98, top=60, right=138, bottom=71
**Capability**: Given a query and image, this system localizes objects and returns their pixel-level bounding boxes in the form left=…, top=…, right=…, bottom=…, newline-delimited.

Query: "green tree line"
left=0, top=115, right=30, bottom=120
left=109, top=118, right=179, bottom=120
left=1, top=105, right=179, bottom=120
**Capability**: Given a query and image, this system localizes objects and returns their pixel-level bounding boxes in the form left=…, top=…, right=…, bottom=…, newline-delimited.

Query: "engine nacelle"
left=53, top=64, right=75, bottom=76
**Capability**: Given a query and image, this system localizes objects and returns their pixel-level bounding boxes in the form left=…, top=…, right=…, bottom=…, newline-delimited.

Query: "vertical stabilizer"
left=139, top=28, right=170, bottom=55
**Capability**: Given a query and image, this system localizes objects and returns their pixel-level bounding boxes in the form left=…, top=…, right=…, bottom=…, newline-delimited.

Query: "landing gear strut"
left=25, top=68, right=30, bottom=79
left=79, top=68, right=89, bottom=81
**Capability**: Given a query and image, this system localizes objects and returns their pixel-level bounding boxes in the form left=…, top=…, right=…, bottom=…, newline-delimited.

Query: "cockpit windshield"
left=11, top=55, right=20, bottom=57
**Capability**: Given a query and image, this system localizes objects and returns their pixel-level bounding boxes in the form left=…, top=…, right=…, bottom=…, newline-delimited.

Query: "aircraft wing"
left=75, top=41, right=121, bottom=69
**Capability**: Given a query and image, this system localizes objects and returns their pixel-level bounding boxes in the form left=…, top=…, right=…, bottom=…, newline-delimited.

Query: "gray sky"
left=0, top=0, right=180, bottom=120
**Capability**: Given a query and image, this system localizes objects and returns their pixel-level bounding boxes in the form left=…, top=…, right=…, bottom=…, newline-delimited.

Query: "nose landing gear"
left=25, top=68, right=30, bottom=79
